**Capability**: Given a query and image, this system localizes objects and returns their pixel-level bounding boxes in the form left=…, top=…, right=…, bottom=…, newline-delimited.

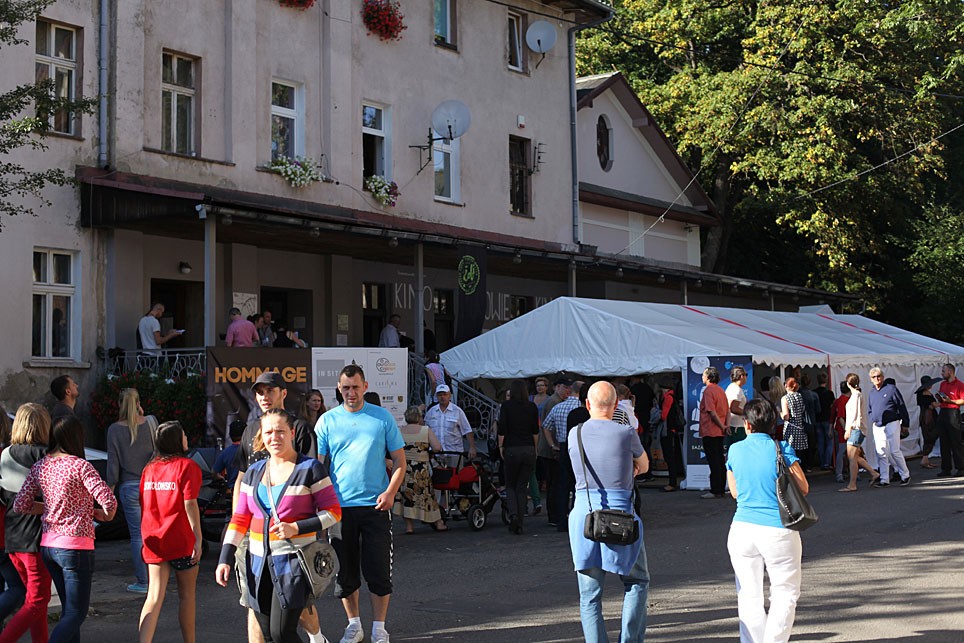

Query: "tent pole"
left=682, top=280, right=688, bottom=305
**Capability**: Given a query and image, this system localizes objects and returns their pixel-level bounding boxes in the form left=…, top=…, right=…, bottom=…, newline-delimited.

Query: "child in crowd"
left=137, top=421, right=203, bottom=643
left=213, top=419, right=245, bottom=487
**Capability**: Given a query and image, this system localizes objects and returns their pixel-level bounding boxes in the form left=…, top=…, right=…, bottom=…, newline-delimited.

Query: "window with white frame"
left=362, top=104, right=390, bottom=179
left=271, top=80, right=303, bottom=160
left=434, top=0, right=457, bottom=47
left=433, top=130, right=460, bottom=202
left=161, top=52, right=196, bottom=154
left=32, top=249, right=76, bottom=359
left=507, top=12, right=525, bottom=71
left=35, top=20, right=79, bottom=135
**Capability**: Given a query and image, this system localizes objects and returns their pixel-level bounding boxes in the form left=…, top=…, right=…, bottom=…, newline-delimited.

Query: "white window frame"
left=161, top=52, right=196, bottom=155
left=32, top=249, right=79, bottom=360
left=434, top=0, right=456, bottom=47
left=35, top=20, right=78, bottom=135
left=432, top=130, right=460, bottom=203
left=270, top=79, right=304, bottom=160
left=507, top=12, right=524, bottom=72
left=362, top=103, right=392, bottom=181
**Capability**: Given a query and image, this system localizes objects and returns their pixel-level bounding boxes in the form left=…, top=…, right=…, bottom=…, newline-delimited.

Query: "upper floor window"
left=507, top=12, right=526, bottom=72
left=597, top=115, right=613, bottom=171
left=32, top=249, right=77, bottom=359
left=363, top=104, right=391, bottom=179
left=434, top=0, right=457, bottom=48
left=35, top=20, right=79, bottom=135
left=433, top=130, right=460, bottom=202
left=509, top=136, right=530, bottom=216
left=271, top=80, right=303, bottom=160
left=161, top=52, right=196, bottom=154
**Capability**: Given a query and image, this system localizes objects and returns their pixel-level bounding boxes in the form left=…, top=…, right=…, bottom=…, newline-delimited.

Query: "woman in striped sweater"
left=215, top=408, right=341, bottom=643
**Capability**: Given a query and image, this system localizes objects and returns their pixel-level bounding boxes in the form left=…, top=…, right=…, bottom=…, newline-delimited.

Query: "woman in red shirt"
left=137, top=421, right=202, bottom=643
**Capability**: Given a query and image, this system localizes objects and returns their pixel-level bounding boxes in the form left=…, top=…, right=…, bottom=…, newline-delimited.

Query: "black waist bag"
left=576, top=424, right=640, bottom=546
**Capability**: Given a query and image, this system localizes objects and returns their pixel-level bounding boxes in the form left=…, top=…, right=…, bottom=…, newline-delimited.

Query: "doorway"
left=149, top=279, right=204, bottom=348
left=261, top=287, right=314, bottom=346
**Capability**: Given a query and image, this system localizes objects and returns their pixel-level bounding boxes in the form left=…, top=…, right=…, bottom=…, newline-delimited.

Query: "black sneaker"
left=872, top=479, right=889, bottom=488
left=900, top=477, right=911, bottom=486
left=936, top=471, right=952, bottom=478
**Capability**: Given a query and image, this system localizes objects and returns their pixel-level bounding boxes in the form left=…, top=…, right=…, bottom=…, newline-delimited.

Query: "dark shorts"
left=168, top=555, right=197, bottom=571
left=331, top=506, right=393, bottom=598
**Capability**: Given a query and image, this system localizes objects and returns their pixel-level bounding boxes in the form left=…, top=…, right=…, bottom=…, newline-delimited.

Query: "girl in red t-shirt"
left=137, top=421, right=202, bottom=643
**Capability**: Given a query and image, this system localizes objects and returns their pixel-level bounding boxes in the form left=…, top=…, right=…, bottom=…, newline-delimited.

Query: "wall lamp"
left=178, top=261, right=192, bottom=275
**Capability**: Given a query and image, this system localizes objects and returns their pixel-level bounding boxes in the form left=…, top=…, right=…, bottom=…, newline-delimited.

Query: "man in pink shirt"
left=699, top=366, right=730, bottom=499
left=225, top=308, right=259, bottom=347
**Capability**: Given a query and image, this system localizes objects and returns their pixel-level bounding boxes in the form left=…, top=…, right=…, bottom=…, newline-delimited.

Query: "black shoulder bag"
left=775, top=440, right=818, bottom=531
left=576, top=424, right=639, bottom=546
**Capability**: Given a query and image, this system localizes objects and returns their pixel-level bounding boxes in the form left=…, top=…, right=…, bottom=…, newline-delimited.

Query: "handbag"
left=575, top=424, right=639, bottom=546
left=774, top=440, right=818, bottom=531
left=264, top=462, right=339, bottom=598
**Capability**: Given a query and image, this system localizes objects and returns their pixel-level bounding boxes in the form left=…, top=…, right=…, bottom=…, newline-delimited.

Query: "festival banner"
left=311, top=347, right=408, bottom=427
left=683, top=355, right=753, bottom=490
left=454, top=245, right=487, bottom=344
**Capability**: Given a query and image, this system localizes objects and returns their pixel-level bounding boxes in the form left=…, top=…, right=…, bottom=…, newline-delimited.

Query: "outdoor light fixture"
left=309, top=226, right=321, bottom=238
left=616, top=266, right=624, bottom=277
left=178, top=262, right=192, bottom=275
left=695, top=279, right=703, bottom=288
left=222, top=214, right=233, bottom=226
left=513, top=251, right=522, bottom=264
left=657, top=274, right=666, bottom=284
left=388, top=236, right=399, bottom=248
left=732, top=284, right=740, bottom=293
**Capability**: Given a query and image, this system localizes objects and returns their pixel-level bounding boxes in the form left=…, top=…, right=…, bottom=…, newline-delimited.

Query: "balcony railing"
left=106, top=348, right=207, bottom=379
left=408, top=353, right=500, bottom=444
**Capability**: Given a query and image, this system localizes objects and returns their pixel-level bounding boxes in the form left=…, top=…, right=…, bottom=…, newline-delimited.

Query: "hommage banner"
left=454, top=245, right=487, bottom=345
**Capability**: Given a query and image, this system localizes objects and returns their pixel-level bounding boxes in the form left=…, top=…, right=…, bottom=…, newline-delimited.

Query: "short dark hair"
left=364, top=391, right=381, bottom=406
left=154, top=421, right=188, bottom=458
left=704, top=367, right=720, bottom=384
left=817, top=373, right=828, bottom=385
left=389, top=314, right=401, bottom=323
left=49, top=416, right=85, bottom=458
left=229, top=307, right=241, bottom=316
left=50, top=375, right=72, bottom=401
left=229, top=419, right=246, bottom=442
left=340, top=364, right=366, bottom=382
left=839, top=381, right=849, bottom=395
left=801, top=373, right=812, bottom=388
left=743, top=399, right=776, bottom=437
left=944, top=363, right=956, bottom=373
left=509, top=379, right=529, bottom=402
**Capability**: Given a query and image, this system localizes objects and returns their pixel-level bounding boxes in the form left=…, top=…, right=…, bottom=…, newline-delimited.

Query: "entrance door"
left=433, top=289, right=454, bottom=352
left=149, top=279, right=204, bottom=348
left=362, top=282, right=387, bottom=347
left=261, top=287, right=314, bottom=346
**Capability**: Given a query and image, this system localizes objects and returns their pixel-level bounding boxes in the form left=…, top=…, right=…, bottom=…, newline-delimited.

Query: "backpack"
left=666, top=393, right=685, bottom=432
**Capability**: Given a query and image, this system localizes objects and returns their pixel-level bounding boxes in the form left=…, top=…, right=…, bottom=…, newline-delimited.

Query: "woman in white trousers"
left=725, top=399, right=809, bottom=643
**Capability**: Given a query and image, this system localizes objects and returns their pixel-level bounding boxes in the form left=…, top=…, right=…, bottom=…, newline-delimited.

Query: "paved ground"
left=66, top=462, right=964, bottom=642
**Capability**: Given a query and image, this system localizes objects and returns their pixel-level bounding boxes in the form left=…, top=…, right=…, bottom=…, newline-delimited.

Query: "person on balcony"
left=225, top=307, right=259, bottom=348
left=137, top=303, right=183, bottom=356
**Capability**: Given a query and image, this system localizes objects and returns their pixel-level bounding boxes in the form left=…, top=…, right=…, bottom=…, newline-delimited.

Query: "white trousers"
left=872, top=420, right=909, bottom=483
left=727, top=521, right=802, bottom=643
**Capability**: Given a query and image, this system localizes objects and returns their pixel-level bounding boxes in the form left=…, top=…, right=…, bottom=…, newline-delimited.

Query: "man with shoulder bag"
left=567, top=381, right=650, bottom=643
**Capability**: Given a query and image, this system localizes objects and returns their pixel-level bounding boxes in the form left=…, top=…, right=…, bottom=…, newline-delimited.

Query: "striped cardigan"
left=219, top=455, right=341, bottom=611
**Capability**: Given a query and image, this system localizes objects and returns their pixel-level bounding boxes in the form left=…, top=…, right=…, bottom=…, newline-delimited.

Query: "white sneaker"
left=340, top=623, right=364, bottom=643
left=372, top=630, right=391, bottom=643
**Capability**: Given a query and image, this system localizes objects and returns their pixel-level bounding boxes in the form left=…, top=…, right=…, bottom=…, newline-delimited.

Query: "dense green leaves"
left=578, top=0, right=964, bottom=340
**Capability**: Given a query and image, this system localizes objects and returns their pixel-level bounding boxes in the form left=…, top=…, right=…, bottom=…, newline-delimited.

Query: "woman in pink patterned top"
left=13, top=416, right=117, bottom=643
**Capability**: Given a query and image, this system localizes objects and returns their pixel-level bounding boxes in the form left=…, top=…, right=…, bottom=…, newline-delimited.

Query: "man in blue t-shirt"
left=316, top=365, right=405, bottom=643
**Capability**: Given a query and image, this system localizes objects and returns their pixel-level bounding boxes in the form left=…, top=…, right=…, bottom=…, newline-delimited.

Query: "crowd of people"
left=0, top=359, right=959, bottom=643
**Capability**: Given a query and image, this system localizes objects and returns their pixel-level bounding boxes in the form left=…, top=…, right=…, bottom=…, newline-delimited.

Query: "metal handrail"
left=408, top=352, right=500, bottom=444
left=107, top=348, right=206, bottom=379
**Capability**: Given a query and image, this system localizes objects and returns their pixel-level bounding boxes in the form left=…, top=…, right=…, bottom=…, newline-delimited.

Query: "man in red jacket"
left=699, top=367, right=729, bottom=499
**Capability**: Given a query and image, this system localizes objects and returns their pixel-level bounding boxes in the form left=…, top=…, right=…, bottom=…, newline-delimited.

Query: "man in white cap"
left=424, top=384, right=476, bottom=464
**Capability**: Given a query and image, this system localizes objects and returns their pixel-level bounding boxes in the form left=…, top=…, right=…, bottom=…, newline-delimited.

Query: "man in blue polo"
left=316, top=365, right=406, bottom=643
left=866, top=367, right=910, bottom=487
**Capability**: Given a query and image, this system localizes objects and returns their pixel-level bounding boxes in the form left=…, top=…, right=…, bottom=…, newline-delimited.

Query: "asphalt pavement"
left=74, top=463, right=964, bottom=642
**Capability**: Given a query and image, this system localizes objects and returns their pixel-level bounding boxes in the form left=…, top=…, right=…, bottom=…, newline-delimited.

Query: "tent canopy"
left=441, top=297, right=964, bottom=379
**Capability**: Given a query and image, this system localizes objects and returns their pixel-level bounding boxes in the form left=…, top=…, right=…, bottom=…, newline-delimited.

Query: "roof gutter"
left=568, top=7, right=614, bottom=246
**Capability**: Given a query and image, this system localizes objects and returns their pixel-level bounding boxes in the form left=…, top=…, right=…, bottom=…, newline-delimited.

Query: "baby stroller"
left=432, top=451, right=501, bottom=530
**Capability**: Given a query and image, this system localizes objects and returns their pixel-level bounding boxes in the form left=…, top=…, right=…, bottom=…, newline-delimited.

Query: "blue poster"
left=683, top=355, right=753, bottom=489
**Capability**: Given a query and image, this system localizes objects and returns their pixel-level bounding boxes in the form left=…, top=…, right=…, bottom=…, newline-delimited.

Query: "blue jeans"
left=0, top=550, right=25, bottom=621
left=576, top=540, right=650, bottom=643
left=816, top=421, right=833, bottom=468
left=42, top=547, right=95, bottom=643
left=118, top=480, right=147, bottom=584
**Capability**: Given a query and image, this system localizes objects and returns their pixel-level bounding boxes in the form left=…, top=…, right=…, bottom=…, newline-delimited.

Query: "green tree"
left=1, top=0, right=95, bottom=224
left=578, top=1, right=964, bottom=319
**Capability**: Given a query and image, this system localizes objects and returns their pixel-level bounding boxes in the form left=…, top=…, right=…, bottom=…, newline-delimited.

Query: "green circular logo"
left=458, top=255, right=480, bottom=295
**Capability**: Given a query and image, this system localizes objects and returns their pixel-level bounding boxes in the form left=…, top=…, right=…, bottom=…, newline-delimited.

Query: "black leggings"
left=254, top=574, right=303, bottom=643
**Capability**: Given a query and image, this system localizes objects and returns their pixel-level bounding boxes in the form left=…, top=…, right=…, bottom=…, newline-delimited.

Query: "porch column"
left=568, top=262, right=577, bottom=297
left=202, top=208, right=217, bottom=347
left=415, top=242, right=424, bottom=354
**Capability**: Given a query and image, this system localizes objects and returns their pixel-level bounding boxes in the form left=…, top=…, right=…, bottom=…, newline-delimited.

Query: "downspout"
left=97, top=0, right=109, bottom=168
left=568, top=8, right=613, bottom=246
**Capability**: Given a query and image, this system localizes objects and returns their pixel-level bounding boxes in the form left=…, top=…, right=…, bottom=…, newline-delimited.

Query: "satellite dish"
left=431, top=100, right=471, bottom=141
left=525, top=21, right=557, bottom=54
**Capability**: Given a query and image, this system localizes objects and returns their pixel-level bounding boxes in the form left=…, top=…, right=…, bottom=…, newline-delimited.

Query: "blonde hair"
left=119, top=388, right=141, bottom=446
left=11, top=403, right=51, bottom=447
left=769, top=376, right=786, bottom=401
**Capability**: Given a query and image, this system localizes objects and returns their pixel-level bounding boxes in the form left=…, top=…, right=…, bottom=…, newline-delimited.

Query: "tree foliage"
left=0, top=0, right=96, bottom=224
left=578, top=0, right=964, bottom=340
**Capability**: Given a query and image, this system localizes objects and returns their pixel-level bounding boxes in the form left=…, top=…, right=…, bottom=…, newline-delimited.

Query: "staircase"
left=409, top=353, right=500, bottom=443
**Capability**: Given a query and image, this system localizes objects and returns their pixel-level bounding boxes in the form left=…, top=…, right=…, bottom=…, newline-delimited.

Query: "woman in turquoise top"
left=725, top=399, right=809, bottom=643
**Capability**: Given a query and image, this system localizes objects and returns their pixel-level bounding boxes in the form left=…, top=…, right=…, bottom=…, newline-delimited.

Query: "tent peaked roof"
left=440, top=298, right=964, bottom=379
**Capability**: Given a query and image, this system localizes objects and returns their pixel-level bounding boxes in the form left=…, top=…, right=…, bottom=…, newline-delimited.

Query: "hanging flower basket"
left=268, top=156, right=322, bottom=188
left=279, top=0, right=316, bottom=9
left=364, top=175, right=400, bottom=207
left=362, top=0, right=407, bottom=42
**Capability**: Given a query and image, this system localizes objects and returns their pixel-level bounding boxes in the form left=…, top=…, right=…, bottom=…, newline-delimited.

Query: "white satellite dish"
left=431, top=100, right=471, bottom=141
left=525, top=20, right=557, bottom=54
